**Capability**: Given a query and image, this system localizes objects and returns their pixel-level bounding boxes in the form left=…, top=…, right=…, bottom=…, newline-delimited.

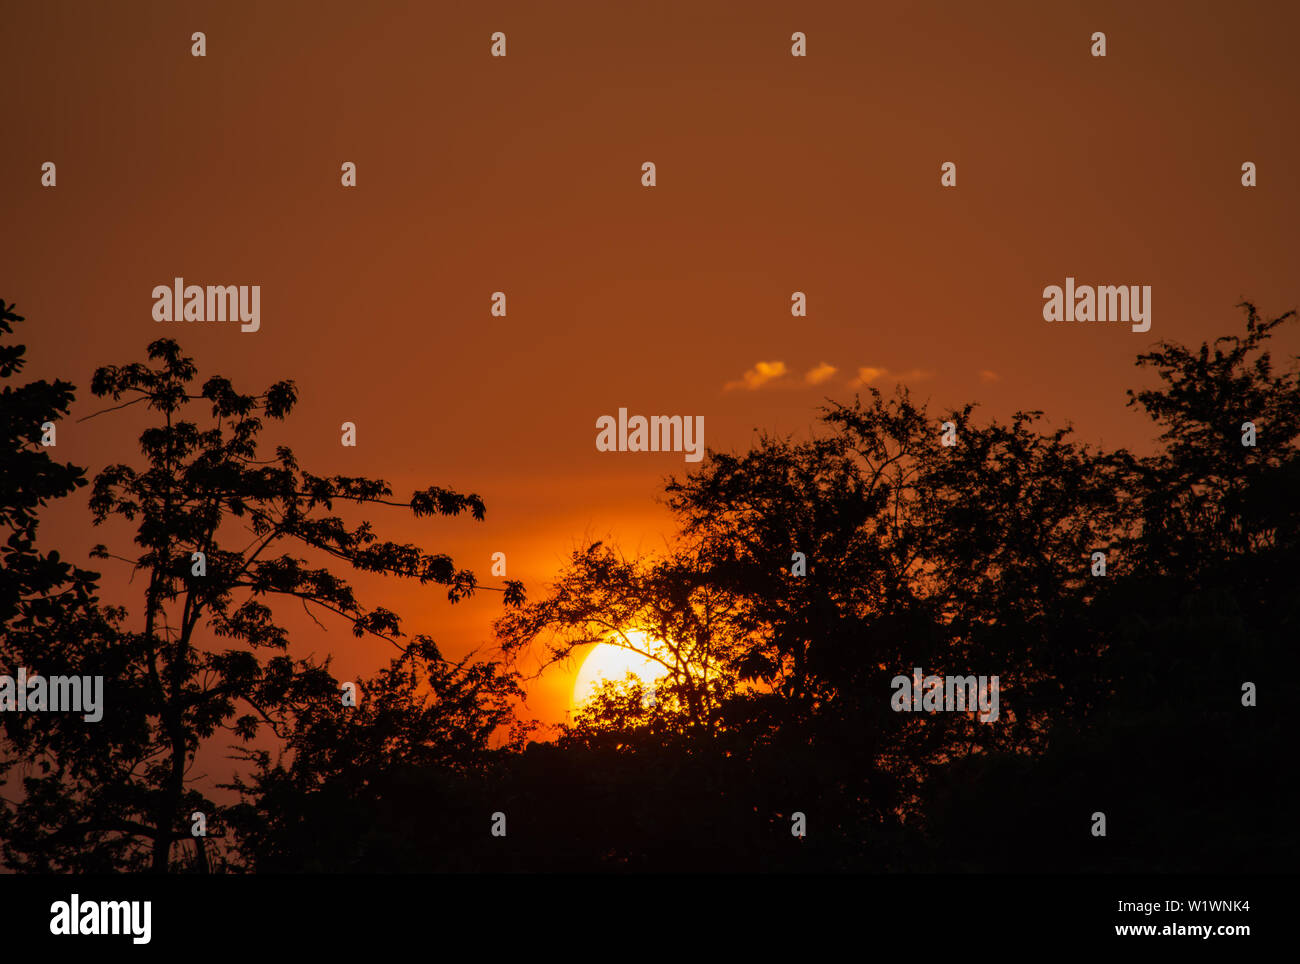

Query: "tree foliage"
left=2, top=330, right=523, bottom=871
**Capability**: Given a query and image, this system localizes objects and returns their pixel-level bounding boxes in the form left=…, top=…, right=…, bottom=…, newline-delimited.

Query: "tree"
left=0, top=299, right=120, bottom=870
left=2, top=334, right=523, bottom=872
left=0, top=297, right=98, bottom=639
left=1125, top=302, right=1299, bottom=577
left=495, top=385, right=1133, bottom=850
left=672, top=390, right=1135, bottom=825
left=226, top=636, right=529, bottom=871
left=495, top=540, right=745, bottom=738
left=920, top=303, right=1298, bottom=871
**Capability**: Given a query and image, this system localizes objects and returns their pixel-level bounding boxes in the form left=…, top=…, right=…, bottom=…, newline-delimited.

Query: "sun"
left=572, top=630, right=669, bottom=707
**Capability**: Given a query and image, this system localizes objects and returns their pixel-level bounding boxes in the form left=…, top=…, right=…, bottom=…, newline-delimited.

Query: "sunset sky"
left=5, top=0, right=1299, bottom=729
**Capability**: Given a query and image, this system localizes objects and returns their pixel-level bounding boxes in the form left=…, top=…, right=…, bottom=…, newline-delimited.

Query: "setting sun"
left=572, top=630, right=670, bottom=707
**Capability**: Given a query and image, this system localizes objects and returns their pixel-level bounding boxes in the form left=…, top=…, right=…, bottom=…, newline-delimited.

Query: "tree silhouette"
left=0, top=298, right=99, bottom=646
left=226, top=635, right=528, bottom=871
left=495, top=540, right=744, bottom=737
left=498, top=389, right=1133, bottom=839
left=0, top=300, right=122, bottom=871
left=921, top=302, right=1297, bottom=871
left=2, top=328, right=524, bottom=871
left=5, top=299, right=1292, bottom=873
left=485, top=303, right=1292, bottom=870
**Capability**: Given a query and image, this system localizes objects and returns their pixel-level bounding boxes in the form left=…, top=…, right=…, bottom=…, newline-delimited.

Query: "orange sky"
left=5, top=0, right=1299, bottom=728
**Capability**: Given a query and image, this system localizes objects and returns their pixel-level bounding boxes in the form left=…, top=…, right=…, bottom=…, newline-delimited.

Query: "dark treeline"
left=1, top=296, right=1294, bottom=872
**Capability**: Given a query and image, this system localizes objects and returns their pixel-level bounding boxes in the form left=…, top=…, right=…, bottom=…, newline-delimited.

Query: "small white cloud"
left=849, top=366, right=934, bottom=387
left=850, top=366, right=889, bottom=387
left=725, top=360, right=788, bottom=391
left=804, top=362, right=838, bottom=385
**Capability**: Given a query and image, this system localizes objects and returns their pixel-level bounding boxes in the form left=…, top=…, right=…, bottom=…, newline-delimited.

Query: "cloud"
left=725, top=360, right=788, bottom=391
left=978, top=369, right=1000, bottom=383
left=849, top=366, right=934, bottom=388
left=804, top=362, right=837, bottom=385
left=851, top=366, right=889, bottom=386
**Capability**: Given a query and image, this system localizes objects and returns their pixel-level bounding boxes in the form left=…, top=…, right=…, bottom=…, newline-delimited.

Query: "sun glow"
left=571, top=630, right=670, bottom=707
